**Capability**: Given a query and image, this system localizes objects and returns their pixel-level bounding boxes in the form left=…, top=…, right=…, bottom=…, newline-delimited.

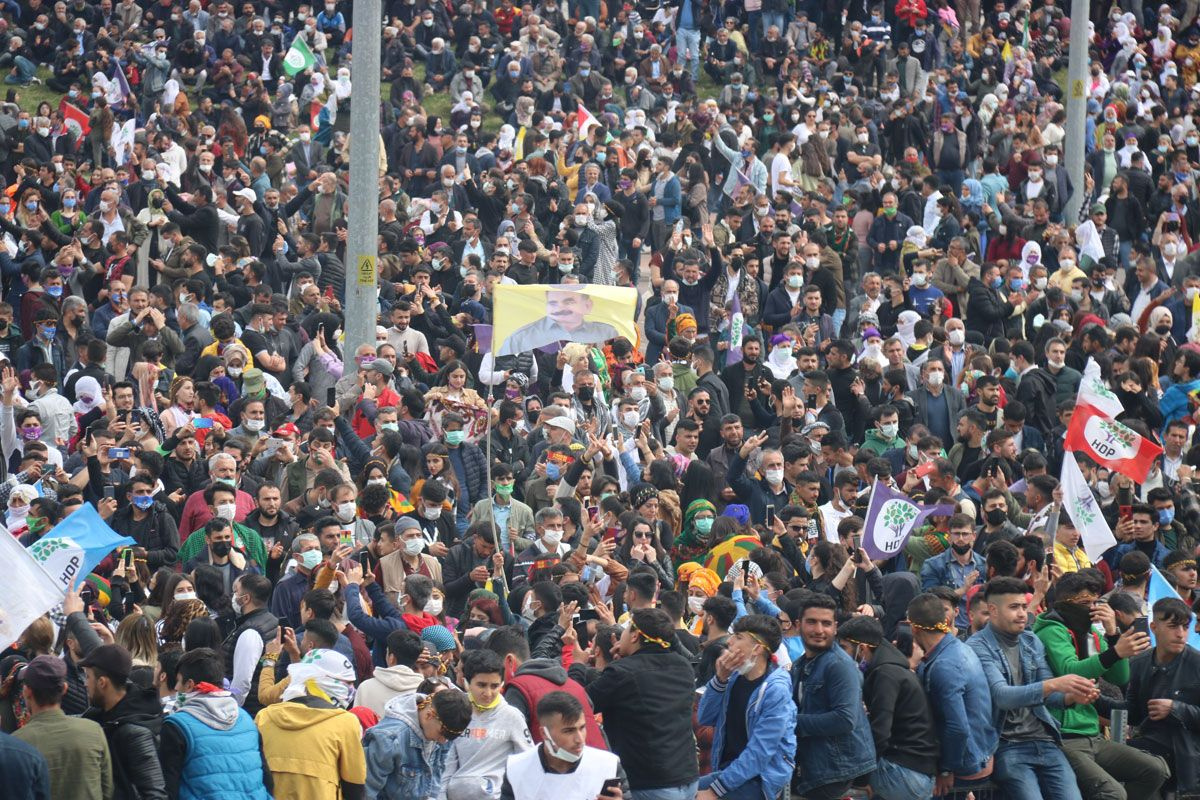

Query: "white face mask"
left=368, top=477, right=388, bottom=487
left=630, top=386, right=647, bottom=403
left=422, top=505, right=442, bottom=521
left=404, top=538, right=425, bottom=556
left=425, top=596, right=443, bottom=616
left=622, top=410, right=640, bottom=429
left=879, top=422, right=898, bottom=439
left=336, top=501, right=357, bottom=522
left=215, top=503, right=237, bottom=520
left=574, top=214, right=589, bottom=226
left=1035, top=277, right=1048, bottom=289
left=663, top=292, right=678, bottom=304
left=244, top=418, right=264, bottom=432
left=174, top=591, right=198, bottom=601
left=764, top=467, right=784, bottom=486
left=657, top=376, right=674, bottom=392
left=913, top=273, right=928, bottom=286
left=927, top=371, right=945, bottom=387
left=687, top=595, right=705, bottom=615
left=542, top=727, right=583, bottom=763
left=542, top=529, right=564, bottom=548
left=947, top=329, right=965, bottom=346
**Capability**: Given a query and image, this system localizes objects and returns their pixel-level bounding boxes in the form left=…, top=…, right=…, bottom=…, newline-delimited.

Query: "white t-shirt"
left=770, top=151, right=794, bottom=197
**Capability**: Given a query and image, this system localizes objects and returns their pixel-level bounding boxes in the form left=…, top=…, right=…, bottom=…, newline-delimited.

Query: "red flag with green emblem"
left=1064, top=403, right=1163, bottom=484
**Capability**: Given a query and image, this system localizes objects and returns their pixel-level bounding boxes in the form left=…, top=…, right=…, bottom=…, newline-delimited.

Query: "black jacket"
left=109, top=502, right=179, bottom=570
left=965, top=276, right=1013, bottom=342
left=84, top=684, right=166, bottom=800
left=861, top=641, right=939, bottom=776
left=1015, top=367, right=1058, bottom=435
left=1126, top=645, right=1200, bottom=792
left=441, top=534, right=514, bottom=617
left=585, top=648, right=699, bottom=790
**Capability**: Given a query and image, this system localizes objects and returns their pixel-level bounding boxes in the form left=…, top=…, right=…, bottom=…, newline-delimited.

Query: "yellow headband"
left=910, top=620, right=953, bottom=634
left=841, top=637, right=876, bottom=649
left=631, top=622, right=672, bottom=649
left=1172, top=560, right=1198, bottom=570
left=745, top=632, right=771, bottom=652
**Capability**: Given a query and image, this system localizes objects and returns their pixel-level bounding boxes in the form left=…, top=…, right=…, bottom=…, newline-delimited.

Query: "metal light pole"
left=1063, top=0, right=1089, bottom=223
left=343, top=0, right=383, bottom=361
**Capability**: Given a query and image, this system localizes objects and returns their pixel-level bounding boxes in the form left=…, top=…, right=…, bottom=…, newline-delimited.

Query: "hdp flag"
left=577, top=103, right=601, bottom=137
left=1059, top=455, right=1117, bottom=561
left=1077, top=358, right=1124, bottom=420
left=1064, top=404, right=1163, bottom=484
left=861, top=479, right=956, bottom=560
left=112, top=59, right=132, bottom=98
left=60, top=100, right=91, bottom=136
left=0, top=529, right=64, bottom=642
left=283, top=35, right=317, bottom=76
left=27, top=503, right=136, bottom=592
left=492, top=284, right=638, bottom=357
left=727, top=292, right=744, bottom=367
left=1147, top=566, right=1200, bottom=650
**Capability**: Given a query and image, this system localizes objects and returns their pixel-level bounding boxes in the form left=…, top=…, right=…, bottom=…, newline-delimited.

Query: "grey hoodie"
left=357, top=664, right=425, bottom=716
left=440, top=700, right=533, bottom=800
left=176, top=692, right=240, bottom=730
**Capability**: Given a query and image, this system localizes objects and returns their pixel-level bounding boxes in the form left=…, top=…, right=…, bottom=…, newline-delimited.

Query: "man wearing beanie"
left=14, top=655, right=111, bottom=800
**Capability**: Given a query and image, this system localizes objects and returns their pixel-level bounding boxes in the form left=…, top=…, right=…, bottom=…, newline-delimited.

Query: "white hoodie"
left=355, top=664, right=424, bottom=716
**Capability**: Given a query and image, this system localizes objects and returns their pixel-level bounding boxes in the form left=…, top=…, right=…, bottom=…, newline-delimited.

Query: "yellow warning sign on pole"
left=357, top=254, right=376, bottom=286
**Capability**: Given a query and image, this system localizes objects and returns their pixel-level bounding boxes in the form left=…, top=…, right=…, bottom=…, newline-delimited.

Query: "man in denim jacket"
left=920, top=512, right=987, bottom=629
left=910, top=592, right=999, bottom=797
left=967, top=577, right=1103, bottom=800
left=789, top=594, right=876, bottom=800
left=697, top=614, right=796, bottom=800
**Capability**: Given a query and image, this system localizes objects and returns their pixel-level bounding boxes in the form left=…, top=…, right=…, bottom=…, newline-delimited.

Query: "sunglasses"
left=633, top=530, right=653, bottom=539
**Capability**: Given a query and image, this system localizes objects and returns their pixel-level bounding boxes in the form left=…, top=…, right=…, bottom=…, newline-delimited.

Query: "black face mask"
left=951, top=542, right=973, bottom=555
left=985, top=508, right=1007, bottom=526
left=211, top=541, right=232, bottom=557
left=577, top=386, right=594, bottom=402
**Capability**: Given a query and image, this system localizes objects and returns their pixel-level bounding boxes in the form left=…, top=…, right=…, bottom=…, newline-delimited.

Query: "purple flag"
left=113, top=60, right=132, bottom=98
left=472, top=324, right=492, bottom=354
left=724, top=167, right=752, bottom=199
left=861, top=479, right=956, bottom=561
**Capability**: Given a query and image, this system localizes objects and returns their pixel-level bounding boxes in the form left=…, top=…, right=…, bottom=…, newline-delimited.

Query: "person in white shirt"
left=770, top=134, right=798, bottom=198
left=385, top=301, right=430, bottom=358
left=818, top=470, right=858, bottom=543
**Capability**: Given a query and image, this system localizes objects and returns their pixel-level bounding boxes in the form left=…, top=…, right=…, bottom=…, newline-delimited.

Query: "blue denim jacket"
left=967, top=625, right=1065, bottom=745
left=918, top=634, right=999, bottom=775
left=364, top=694, right=452, bottom=800
left=790, top=646, right=877, bottom=792
left=920, top=549, right=987, bottom=628
left=698, top=665, right=796, bottom=800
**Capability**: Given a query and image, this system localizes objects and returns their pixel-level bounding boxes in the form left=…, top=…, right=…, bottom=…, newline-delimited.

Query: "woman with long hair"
left=357, top=458, right=413, bottom=518
left=160, top=376, right=197, bottom=438
left=616, top=514, right=674, bottom=588
left=182, top=617, right=224, bottom=651
left=193, top=565, right=236, bottom=637
left=115, top=613, right=158, bottom=672
left=424, top=360, right=489, bottom=442
left=158, top=599, right=212, bottom=649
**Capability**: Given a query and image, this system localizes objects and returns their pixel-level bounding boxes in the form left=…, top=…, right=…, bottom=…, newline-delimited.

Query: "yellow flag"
left=492, top=284, right=639, bottom=357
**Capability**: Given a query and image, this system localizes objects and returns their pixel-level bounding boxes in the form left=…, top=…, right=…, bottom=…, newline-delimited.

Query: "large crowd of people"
left=0, top=0, right=1199, bottom=799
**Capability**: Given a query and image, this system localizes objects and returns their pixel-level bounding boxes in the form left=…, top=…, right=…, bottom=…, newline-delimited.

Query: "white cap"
left=233, top=188, right=256, bottom=203
left=543, top=416, right=576, bottom=435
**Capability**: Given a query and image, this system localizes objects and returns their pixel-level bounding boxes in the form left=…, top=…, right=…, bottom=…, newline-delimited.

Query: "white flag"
left=0, top=531, right=65, bottom=643
left=1060, top=455, right=1117, bottom=561
left=1077, top=358, right=1124, bottom=419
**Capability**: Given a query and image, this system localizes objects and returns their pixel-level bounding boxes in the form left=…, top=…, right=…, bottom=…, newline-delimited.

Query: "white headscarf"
left=895, top=310, right=922, bottom=348
left=335, top=68, right=352, bottom=100
left=73, top=376, right=104, bottom=415
left=280, top=649, right=357, bottom=708
left=497, top=124, right=516, bottom=153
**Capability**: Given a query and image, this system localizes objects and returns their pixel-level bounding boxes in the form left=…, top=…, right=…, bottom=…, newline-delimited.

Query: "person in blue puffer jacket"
left=696, top=614, right=797, bottom=800
left=160, top=648, right=273, bottom=800
left=364, top=690, right=474, bottom=800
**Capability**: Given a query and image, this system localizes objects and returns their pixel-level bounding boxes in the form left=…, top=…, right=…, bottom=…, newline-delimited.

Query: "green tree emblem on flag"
left=1089, top=379, right=1117, bottom=401
left=1072, top=495, right=1096, bottom=527
left=29, top=537, right=69, bottom=561
left=1097, top=419, right=1135, bottom=449
left=879, top=501, right=920, bottom=549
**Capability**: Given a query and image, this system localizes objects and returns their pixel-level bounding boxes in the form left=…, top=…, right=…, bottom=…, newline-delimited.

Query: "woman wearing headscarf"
left=677, top=563, right=721, bottom=637
left=672, top=499, right=717, bottom=569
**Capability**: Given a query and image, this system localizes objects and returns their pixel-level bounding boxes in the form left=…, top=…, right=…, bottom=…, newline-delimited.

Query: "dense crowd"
left=0, top=0, right=1200, bottom=799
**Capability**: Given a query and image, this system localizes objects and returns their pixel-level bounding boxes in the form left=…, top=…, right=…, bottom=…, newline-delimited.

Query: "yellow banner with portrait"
left=492, top=284, right=639, bottom=356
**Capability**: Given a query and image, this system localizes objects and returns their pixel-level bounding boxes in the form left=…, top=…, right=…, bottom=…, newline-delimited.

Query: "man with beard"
left=720, top=336, right=766, bottom=429
left=920, top=513, right=987, bottom=630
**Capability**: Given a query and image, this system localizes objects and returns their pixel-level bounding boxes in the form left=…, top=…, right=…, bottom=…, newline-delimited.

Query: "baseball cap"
left=366, top=358, right=394, bottom=376
left=78, top=644, right=133, bottom=685
left=543, top=416, right=577, bottom=435
left=233, top=188, right=257, bottom=203
left=242, top=368, right=266, bottom=395
left=21, top=655, right=67, bottom=690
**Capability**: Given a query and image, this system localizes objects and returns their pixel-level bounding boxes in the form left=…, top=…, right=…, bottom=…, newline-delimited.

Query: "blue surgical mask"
left=991, top=276, right=1003, bottom=289
left=444, top=430, right=466, bottom=446
left=46, top=285, right=62, bottom=298
left=132, top=494, right=155, bottom=510
left=695, top=517, right=713, bottom=534
left=298, top=549, right=323, bottom=570
left=545, top=463, right=561, bottom=481
left=1159, top=508, right=1175, bottom=526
